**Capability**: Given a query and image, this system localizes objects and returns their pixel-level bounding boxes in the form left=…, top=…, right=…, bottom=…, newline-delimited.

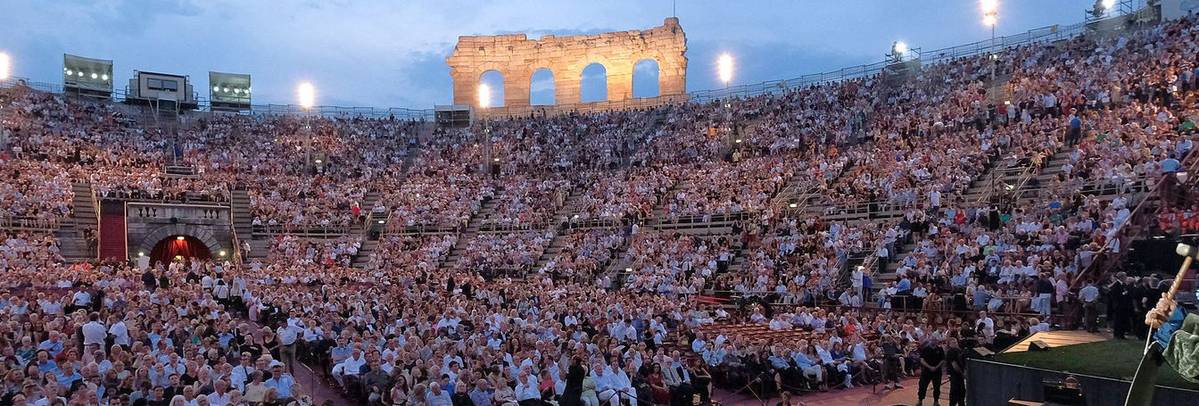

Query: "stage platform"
left=969, top=337, right=1199, bottom=406
left=1000, top=330, right=1108, bottom=354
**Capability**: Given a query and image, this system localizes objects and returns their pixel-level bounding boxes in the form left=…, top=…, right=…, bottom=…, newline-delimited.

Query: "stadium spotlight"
left=90, top=72, right=98, bottom=79
left=893, top=41, right=909, bottom=57
left=100, top=74, right=108, bottom=81
left=297, top=82, right=315, bottom=109
left=137, top=252, right=145, bottom=257
left=717, top=53, right=734, bottom=87
left=176, top=236, right=185, bottom=241
left=478, top=83, right=491, bottom=108
left=0, top=53, right=9, bottom=81
left=213, top=86, right=220, bottom=92
left=218, top=250, right=227, bottom=257
left=1101, top=0, right=1116, bottom=10
left=981, top=0, right=999, bottom=27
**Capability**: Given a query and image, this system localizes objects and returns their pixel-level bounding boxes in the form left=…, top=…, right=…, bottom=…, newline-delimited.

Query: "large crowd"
left=0, top=13, right=1196, bottom=406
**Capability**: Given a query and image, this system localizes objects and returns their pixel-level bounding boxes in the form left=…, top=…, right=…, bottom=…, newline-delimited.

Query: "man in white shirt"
left=108, top=314, right=130, bottom=348
left=1078, top=280, right=1101, bottom=333
left=207, top=379, right=232, bottom=406
left=277, top=323, right=300, bottom=374
left=81, top=312, right=107, bottom=352
left=70, top=290, right=91, bottom=313
left=332, top=347, right=367, bottom=387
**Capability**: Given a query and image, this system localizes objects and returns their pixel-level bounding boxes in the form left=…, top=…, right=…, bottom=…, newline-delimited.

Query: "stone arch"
left=580, top=63, right=609, bottom=103
left=530, top=68, right=555, bottom=105
left=134, top=223, right=225, bottom=260
left=446, top=17, right=687, bottom=109
left=478, top=70, right=506, bottom=107
left=633, top=58, right=661, bottom=98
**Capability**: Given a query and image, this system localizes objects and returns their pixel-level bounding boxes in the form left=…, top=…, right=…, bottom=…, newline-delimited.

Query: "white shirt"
left=108, top=321, right=130, bottom=346
left=82, top=321, right=107, bottom=347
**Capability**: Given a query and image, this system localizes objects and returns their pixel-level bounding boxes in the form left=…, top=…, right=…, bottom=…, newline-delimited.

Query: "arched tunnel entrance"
left=148, top=235, right=212, bottom=265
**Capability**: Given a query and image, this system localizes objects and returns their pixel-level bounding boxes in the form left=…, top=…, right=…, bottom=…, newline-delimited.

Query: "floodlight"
left=717, top=53, right=734, bottom=85
left=297, top=82, right=315, bottom=109
left=0, top=53, right=9, bottom=80
left=478, top=83, right=491, bottom=108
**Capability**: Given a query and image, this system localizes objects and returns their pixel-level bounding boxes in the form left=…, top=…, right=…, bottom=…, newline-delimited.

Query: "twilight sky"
left=2, top=1, right=1091, bottom=108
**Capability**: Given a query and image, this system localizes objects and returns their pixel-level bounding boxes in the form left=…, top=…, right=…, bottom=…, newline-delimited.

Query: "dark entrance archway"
left=149, top=235, right=212, bottom=265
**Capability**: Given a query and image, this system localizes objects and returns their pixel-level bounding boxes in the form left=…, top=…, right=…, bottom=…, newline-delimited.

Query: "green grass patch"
left=993, top=339, right=1199, bottom=390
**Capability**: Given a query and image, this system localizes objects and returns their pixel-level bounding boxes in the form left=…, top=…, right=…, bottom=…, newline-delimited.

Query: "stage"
left=967, top=332, right=1199, bottom=406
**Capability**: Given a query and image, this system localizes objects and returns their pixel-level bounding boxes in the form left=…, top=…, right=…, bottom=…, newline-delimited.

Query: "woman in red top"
left=648, top=363, right=671, bottom=405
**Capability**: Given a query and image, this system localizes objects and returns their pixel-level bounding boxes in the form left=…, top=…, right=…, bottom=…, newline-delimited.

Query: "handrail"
left=0, top=216, right=61, bottom=232
left=1070, top=142, right=1199, bottom=289
left=226, top=186, right=245, bottom=269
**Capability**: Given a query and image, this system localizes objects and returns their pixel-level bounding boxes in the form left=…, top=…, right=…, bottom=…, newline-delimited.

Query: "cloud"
left=1, top=0, right=1084, bottom=108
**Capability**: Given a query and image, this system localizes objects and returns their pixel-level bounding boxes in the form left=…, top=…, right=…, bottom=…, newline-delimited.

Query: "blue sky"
left=1, top=1, right=1090, bottom=108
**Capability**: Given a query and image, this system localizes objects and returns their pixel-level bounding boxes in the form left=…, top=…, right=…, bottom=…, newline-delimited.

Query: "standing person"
left=944, top=338, right=965, bottom=406
left=916, top=337, right=944, bottom=406
left=560, top=356, right=584, bottom=406
left=1079, top=279, right=1100, bottom=333
left=1066, top=109, right=1082, bottom=145
left=1034, top=273, right=1055, bottom=317
left=881, top=334, right=903, bottom=390
left=1108, top=274, right=1132, bottom=339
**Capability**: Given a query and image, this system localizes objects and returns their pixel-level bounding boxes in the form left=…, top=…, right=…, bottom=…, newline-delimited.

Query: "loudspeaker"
left=973, top=347, right=995, bottom=357
left=1028, top=340, right=1050, bottom=352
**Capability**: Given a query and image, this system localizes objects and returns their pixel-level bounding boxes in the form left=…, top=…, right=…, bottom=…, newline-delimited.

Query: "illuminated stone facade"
left=446, top=17, right=687, bottom=108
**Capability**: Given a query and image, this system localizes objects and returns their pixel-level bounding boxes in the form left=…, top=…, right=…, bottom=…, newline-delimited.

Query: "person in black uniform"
left=1108, top=274, right=1132, bottom=339
left=945, top=337, right=966, bottom=406
left=917, top=338, right=945, bottom=406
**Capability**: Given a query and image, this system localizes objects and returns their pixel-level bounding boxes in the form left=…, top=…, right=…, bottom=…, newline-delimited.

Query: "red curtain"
left=150, top=235, right=212, bottom=265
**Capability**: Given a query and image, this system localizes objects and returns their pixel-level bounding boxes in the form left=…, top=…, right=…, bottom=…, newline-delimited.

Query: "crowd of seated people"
left=536, top=229, right=626, bottom=284
left=453, top=232, right=552, bottom=276
left=0, top=13, right=1197, bottom=406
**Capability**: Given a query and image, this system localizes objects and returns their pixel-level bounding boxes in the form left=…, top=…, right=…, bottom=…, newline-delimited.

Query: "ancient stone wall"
left=446, top=17, right=687, bottom=108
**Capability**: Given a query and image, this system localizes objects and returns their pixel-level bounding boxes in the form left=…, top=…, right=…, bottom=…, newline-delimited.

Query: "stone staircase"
left=351, top=238, right=380, bottom=269
left=56, top=182, right=99, bottom=262
left=437, top=187, right=503, bottom=271
left=229, top=189, right=261, bottom=260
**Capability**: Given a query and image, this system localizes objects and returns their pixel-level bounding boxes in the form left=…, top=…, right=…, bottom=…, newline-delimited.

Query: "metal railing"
left=1071, top=144, right=1199, bottom=289
left=0, top=77, right=434, bottom=120
left=0, top=11, right=1119, bottom=123
left=0, top=216, right=61, bottom=232
left=689, top=23, right=1085, bottom=103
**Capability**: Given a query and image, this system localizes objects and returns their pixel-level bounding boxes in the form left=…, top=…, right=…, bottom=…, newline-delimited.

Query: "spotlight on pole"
left=297, top=82, right=315, bottom=109
left=717, top=53, right=734, bottom=86
left=0, top=53, right=10, bottom=81
left=478, top=83, right=491, bottom=109
left=980, top=0, right=999, bottom=27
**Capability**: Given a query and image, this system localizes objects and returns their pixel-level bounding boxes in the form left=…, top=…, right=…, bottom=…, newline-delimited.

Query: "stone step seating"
left=56, top=182, right=99, bottom=262
left=351, top=239, right=380, bottom=269
left=694, top=322, right=878, bottom=343
left=439, top=190, right=503, bottom=271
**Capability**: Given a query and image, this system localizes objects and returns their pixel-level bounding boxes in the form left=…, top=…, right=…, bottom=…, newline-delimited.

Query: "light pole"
left=477, top=84, right=494, bottom=174
left=297, top=82, right=315, bottom=173
left=982, top=0, right=1000, bottom=81
left=982, top=0, right=999, bottom=44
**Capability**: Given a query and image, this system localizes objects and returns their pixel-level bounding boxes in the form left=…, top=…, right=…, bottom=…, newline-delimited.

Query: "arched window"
left=479, top=70, right=506, bottom=107
left=633, top=59, right=661, bottom=98
left=580, top=63, right=608, bottom=103
left=530, top=68, right=555, bottom=105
